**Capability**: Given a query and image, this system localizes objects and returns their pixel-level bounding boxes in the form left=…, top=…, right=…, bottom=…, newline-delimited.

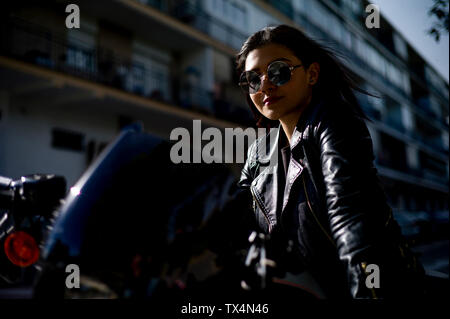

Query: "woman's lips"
left=264, top=96, right=283, bottom=106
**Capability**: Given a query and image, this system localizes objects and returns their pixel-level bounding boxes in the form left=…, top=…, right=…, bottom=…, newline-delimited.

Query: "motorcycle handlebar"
left=0, top=176, right=14, bottom=209
left=0, top=174, right=66, bottom=214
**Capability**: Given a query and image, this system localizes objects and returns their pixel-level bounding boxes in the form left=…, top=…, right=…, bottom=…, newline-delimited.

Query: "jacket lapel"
left=281, top=127, right=305, bottom=212
left=250, top=98, right=326, bottom=229
left=250, top=125, right=307, bottom=226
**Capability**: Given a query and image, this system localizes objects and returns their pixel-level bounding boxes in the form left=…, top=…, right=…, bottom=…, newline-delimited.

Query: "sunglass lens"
left=239, top=73, right=249, bottom=92
left=240, top=62, right=293, bottom=93
left=268, top=61, right=291, bottom=86
left=246, top=72, right=260, bottom=94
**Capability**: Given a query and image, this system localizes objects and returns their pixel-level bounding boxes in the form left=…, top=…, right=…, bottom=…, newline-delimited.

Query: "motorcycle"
left=6, top=125, right=444, bottom=302
left=0, top=173, right=66, bottom=287
left=29, top=124, right=319, bottom=301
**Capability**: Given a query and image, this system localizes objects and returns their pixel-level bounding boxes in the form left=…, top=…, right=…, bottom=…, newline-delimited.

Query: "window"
left=209, top=0, right=247, bottom=38
left=223, top=0, right=229, bottom=15
left=233, top=2, right=247, bottom=28
left=402, top=72, right=411, bottom=95
left=393, top=32, right=408, bottom=60
left=66, top=28, right=96, bottom=74
left=386, top=62, right=403, bottom=89
left=328, top=15, right=342, bottom=43
left=149, top=64, right=169, bottom=101
left=429, top=95, right=442, bottom=117
left=401, top=105, right=414, bottom=131
left=358, top=53, right=410, bottom=96
left=355, top=36, right=369, bottom=62
left=425, top=66, right=448, bottom=99
left=131, top=63, right=145, bottom=95
left=367, top=45, right=386, bottom=77
left=341, top=28, right=353, bottom=50
left=309, top=1, right=330, bottom=32
left=66, top=46, right=95, bottom=73
left=51, top=128, right=85, bottom=152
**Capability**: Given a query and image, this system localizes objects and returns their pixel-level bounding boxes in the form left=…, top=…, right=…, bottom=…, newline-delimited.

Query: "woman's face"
left=244, top=43, right=318, bottom=122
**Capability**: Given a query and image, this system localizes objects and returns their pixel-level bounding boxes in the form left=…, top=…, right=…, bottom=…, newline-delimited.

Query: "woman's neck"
left=279, top=115, right=300, bottom=143
left=279, top=96, right=313, bottom=143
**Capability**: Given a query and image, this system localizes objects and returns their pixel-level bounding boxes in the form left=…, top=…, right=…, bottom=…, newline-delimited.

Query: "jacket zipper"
left=250, top=186, right=272, bottom=233
left=301, top=174, right=336, bottom=248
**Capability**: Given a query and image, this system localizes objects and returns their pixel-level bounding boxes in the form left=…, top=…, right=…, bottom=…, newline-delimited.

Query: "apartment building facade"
left=0, top=0, right=448, bottom=243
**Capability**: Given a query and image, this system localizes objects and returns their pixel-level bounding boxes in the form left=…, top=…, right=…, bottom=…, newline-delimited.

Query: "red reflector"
left=4, top=231, right=40, bottom=267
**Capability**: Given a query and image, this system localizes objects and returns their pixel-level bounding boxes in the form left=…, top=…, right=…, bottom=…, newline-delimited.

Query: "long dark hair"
left=236, top=24, right=371, bottom=128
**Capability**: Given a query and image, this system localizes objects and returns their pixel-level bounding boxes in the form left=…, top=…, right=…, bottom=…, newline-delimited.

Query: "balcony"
left=0, top=16, right=252, bottom=127
left=141, top=0, right=248, bottom=51
left=293, top=8, right=412, bottom=105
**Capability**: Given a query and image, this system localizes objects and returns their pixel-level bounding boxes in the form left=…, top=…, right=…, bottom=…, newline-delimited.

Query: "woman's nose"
left=259, top=73, right=276, bottom=93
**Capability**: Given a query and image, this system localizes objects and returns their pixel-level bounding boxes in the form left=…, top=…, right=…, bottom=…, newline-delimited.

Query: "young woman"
left=236, top=24, right=425, bottom=299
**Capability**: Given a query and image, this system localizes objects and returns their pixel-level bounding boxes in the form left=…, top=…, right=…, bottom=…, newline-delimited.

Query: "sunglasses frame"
left=239, top=60, right=303, bottom=94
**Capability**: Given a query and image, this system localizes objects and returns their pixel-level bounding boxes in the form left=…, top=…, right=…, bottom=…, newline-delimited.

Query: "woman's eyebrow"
left=249, top=57, right=292, bottom=72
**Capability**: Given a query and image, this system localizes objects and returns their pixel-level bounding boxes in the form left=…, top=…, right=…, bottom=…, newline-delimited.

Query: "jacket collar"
left=250, top=97, right=326, bottom=230
left=254, top=95, right=325, bottom=164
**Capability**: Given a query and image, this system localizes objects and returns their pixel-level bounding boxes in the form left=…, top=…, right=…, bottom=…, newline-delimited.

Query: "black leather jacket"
left=238, top=98, right=425, bottom=299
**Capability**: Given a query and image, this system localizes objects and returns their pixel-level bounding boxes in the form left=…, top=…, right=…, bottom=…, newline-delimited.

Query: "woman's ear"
left=306, top=62, right=320, bottom=85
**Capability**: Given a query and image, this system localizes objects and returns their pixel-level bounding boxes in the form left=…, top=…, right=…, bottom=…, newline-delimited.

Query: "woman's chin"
left=261, top=110, right=281, bottom=121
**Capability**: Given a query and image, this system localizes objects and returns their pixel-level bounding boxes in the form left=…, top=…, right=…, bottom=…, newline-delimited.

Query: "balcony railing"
left=0, top=16, right=253, bottom=127
left=376, top=156, right=449, bottom=187
left=141, top=0, right=248, bottom=51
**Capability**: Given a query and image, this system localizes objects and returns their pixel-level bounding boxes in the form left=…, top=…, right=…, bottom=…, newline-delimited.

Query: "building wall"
left=0, top=92, right=117, bottom=186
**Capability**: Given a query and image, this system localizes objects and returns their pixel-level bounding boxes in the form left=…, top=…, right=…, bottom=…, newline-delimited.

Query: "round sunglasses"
left=239, top=60, right=303, bottom=94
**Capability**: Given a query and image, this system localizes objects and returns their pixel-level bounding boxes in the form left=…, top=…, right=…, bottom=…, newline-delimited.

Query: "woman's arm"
left=316, top=108, right=388, bottom=298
